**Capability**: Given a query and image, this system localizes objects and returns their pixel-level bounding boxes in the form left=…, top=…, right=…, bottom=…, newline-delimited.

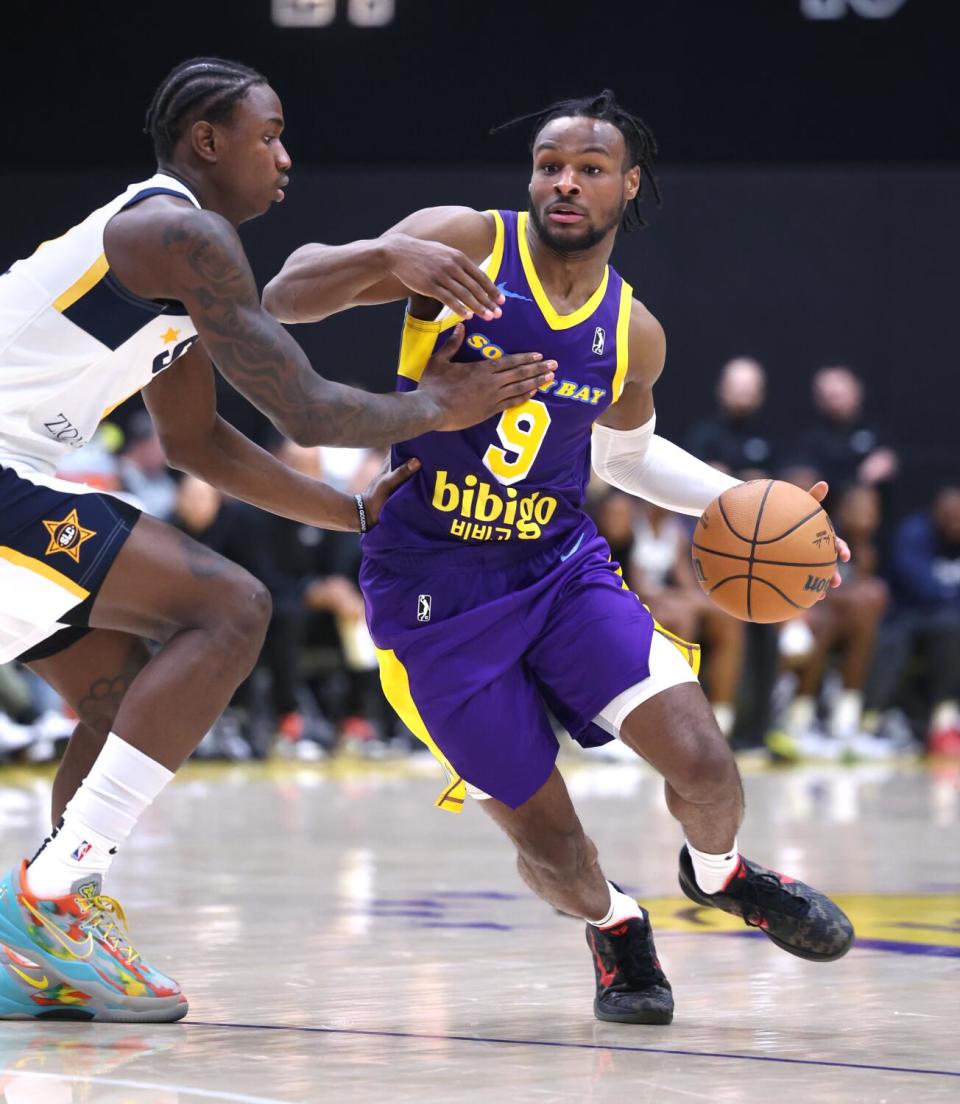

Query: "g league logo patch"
left=592, top=326, right=605, bottom=355
left=417, top=594, right=432, bottom=622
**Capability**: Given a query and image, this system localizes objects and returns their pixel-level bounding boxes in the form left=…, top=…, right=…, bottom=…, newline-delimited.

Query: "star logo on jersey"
left=160, top=327, right=181, bottom=344
left=41, top=508, right=97, bottom=563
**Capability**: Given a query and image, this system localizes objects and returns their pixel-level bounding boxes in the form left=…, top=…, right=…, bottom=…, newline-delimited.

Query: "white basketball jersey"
left=0, top=173, right=201, bottom=475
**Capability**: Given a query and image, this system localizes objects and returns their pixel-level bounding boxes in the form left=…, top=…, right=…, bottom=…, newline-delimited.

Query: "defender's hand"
left=363, top=457, right=421, bottom=529
left=384, top=234, right=505, bottom=320
left=419, top=325, right=556, bottom=433
left=808, top=481, right=851, bottom=593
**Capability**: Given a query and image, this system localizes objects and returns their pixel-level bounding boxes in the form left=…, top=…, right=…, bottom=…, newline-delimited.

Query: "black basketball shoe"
left=678, top=846, right=854, bottom=962
left=586, top=913, right=674, bottom=1024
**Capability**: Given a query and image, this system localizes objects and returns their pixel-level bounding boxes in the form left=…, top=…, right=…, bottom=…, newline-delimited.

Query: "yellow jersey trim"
left=375, top=647, right=466, bottom=812
left=0, top=546, right=90, bottom=601
left=396, top=210, right=506, bottom=380
left=611, top=280, right=634, bottom=402
left=516, top=211, right=609, bottom=331
left=53, top=253, right=109, bottom=314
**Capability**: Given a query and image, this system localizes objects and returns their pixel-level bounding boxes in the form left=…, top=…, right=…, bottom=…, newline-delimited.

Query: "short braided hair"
left=144, top=57, right=267, bottom=161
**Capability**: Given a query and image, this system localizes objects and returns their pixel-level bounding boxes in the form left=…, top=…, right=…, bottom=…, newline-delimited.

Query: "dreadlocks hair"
left=144, top=57, right=267, bottom=162
left=492, top=89, right=660, bottom=232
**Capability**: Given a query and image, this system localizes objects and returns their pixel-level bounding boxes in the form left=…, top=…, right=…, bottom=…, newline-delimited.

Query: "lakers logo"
left=42, top=508, right=97, bottom=563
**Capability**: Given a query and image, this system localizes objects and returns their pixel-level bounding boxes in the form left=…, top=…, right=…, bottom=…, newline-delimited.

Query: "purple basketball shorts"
left=360, top=527, right=657, bottom=809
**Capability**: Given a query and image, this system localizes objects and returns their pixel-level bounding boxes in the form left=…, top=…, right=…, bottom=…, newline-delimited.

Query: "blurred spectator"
left=773, top=485, right=892, bottom=758
left=593, top=492, right=745, bottom=740
left=118, top=411, right=178, bottom=520
left=233, top=441, right=395, bottom=756
left=867, top=486, right=960, bottom=756
left=54, top=424, right=123, bottom=491
left=795, top=366, right=899, bottom=495
left=685, top=357, right=775, bottom=479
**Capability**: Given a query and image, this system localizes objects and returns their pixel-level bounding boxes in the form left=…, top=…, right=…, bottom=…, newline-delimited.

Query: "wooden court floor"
left=0, top=755, right=956, bottom=1102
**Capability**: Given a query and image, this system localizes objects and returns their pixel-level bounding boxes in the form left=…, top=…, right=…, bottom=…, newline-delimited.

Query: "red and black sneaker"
left=678, top=846, right=854, bottom=962
left=586, top=913, right=674, bottom=1025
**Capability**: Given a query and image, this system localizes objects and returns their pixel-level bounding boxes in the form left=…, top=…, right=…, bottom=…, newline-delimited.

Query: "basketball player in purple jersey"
left=265, top=91, right=854, bottom=1024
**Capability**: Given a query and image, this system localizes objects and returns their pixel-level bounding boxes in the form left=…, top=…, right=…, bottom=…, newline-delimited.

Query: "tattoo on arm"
left=162, top=217, right=430, bottom=447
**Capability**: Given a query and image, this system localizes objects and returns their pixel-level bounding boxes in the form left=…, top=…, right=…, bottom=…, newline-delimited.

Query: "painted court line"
left=0, top=1068, right=289, bottom=1104
left=186, top=1020, right=960, bottom=1079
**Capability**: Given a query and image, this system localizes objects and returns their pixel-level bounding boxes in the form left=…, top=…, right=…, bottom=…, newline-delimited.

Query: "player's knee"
left=213, top=573, right=272, bottom=670
left=668, top=730, right=737, bottom=802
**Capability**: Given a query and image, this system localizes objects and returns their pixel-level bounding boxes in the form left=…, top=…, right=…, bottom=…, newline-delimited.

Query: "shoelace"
left=739, top=872, right=809, bottom=925
left=82, top=895, right=141, bottom=965
left=607, top=922, right=665, bottom=987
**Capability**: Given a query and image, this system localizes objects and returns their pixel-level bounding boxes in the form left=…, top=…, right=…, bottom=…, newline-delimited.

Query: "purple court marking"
left=711, top=929, right=960, bottom=958
left=370, top=899, right=446, bottom=908
left=185, top=1021, right=960, bottom=1079
left=430, top=890, right=522, bottom=900
left=415, top=921, right=513, bottom=931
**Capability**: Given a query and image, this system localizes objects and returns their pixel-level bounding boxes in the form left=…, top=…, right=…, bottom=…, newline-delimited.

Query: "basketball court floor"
left=0, top=752, right=956, bottom=1102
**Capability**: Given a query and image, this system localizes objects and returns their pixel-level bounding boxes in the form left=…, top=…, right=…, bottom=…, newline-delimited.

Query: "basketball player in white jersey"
left=0, top=57, right=554, bottom=1022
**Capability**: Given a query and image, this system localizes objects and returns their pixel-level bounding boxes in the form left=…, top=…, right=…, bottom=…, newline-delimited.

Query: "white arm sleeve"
left=591, top=415, right=741, bottom=517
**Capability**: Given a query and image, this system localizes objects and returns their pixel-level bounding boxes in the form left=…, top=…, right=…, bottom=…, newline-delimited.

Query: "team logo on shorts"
left=417, top=594, right=432, bottom=622
left=42, top=508, right=97, bottom=563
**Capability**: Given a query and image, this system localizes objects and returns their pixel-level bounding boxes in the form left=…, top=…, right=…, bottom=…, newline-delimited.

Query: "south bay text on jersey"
left=0, top=174, right=201, bottom=475
left=362, top=209, right=633, bottom=564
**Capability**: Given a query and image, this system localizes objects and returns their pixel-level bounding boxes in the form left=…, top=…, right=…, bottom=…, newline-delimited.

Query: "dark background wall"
left=3, top=0, right=957, bottom=514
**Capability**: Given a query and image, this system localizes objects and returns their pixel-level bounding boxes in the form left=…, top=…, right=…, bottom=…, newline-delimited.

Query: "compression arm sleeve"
left=591, top=415, right=741, bottom=517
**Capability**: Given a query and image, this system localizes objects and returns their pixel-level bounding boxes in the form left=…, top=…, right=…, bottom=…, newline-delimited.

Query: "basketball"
left=691, top=480, right=837, bottom=623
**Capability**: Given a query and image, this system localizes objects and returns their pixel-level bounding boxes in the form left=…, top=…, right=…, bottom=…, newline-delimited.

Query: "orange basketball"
left=691, top=480, right=837, bottom=623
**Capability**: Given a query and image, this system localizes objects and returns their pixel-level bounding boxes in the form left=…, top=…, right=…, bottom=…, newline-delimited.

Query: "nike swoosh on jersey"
left=21, top=898, right=94, bottom=960
left=560, top=533, right=585, bottom=561
left=496, top=281, right=533, bottom=303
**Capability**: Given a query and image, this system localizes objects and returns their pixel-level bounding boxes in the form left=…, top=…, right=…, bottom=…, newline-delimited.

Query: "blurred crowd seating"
left=2, top=360, right=958, bottom=766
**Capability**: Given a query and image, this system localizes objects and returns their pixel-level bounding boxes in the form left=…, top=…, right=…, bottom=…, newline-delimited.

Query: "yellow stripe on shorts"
left=375, top=646, right=466, bottom=812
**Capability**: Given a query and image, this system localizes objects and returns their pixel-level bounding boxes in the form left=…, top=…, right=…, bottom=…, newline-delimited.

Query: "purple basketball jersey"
left=362, top=209, right=634, bottom=566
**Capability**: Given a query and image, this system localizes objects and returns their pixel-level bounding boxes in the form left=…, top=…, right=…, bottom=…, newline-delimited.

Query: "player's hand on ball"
left=807, top=481, right=850, bottom=594
left=383, top=233, right=505, bottom=321
left=419, top=324, right=556, bottom=432
left=362, top=456, right=421, bottom=529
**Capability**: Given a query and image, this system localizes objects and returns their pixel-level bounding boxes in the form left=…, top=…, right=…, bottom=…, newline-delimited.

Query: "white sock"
left=830, top=689, right=863, bottom=738
left=931, top=700, right=960, bottom=731
left=27, top=733, right=174, bottom=899
left=587, top=881, right=643, bottom=929
left=712, top=702, right=735, bottom=739
left=786, top=695, right=815, bottom=735
left=686, top=838, right=740, bottom=895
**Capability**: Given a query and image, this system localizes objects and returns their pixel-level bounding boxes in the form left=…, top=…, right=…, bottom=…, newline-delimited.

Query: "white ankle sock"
left=27, top=733, right=174, bottom=899
left=830, top=689, right=863, bottom=738
left=587, top=881, right=643, bottom=929
left=786, top=695, right=815, bottom=734
left=712, top=702, right=735, bottom=739
left=686, top=839, right=740, bottom=895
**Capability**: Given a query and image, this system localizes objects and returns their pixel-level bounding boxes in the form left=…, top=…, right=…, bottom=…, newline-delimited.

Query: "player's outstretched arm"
left=106, top=205, right=551, bottom=447
left=143, top=343, right=415, bottom=531
left=592, top=300, right=741, bottom=517
left=593, top=302, right=850, bottom=586
left=262, top=206, right=503, bottom=324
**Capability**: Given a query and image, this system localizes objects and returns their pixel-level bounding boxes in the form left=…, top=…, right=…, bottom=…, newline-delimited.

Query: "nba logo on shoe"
left=592, top=326, right=605, bottom=355
left=417, top=594, right=432, bottom=622
left=71, top=841, right=92, bottom=862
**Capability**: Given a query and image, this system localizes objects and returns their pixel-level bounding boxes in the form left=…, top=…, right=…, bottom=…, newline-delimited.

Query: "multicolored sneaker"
left=0, top=862, right=187, bottom=1021
left=586, top=913, right=674, bottom=1024
left=678, top=846, right=854, bottom=962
